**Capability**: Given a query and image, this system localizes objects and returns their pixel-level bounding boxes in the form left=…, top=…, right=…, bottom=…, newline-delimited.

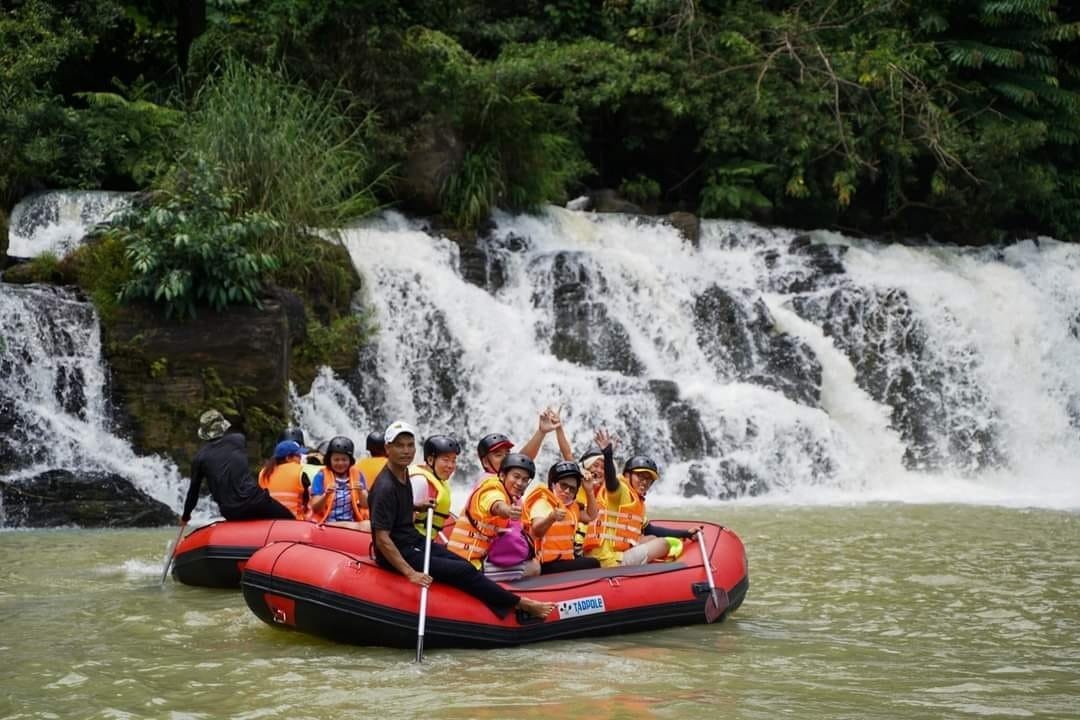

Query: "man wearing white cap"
left=368, top=420, right=554, bottom=620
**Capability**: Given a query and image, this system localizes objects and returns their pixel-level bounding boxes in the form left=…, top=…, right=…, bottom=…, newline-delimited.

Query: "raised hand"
left=538, top=407, right=560, bottom=433
left=594, top=428, right=615, bottom=451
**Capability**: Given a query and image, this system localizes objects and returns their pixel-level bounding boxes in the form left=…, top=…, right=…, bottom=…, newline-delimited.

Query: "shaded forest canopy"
left=4, top=0, right=1079, bottom=245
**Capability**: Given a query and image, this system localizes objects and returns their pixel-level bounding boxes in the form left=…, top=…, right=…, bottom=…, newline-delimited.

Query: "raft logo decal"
left=557, top=595, right=606, bottom=619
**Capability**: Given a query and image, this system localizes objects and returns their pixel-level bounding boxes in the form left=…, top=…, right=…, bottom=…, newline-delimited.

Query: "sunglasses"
left=554, top=480, right=579, bottom=493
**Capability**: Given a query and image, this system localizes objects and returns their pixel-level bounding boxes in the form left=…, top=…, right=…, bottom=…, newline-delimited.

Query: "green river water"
left=2, top=504, right=1078, bottom=720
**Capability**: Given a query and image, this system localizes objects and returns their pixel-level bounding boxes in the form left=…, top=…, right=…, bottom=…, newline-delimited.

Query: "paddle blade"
left=160, top=525, right=185, bottom=585
left=705, top=588, right=729, bottom=623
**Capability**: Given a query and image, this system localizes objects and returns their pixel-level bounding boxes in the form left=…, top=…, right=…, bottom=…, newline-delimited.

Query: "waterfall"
left=7, top=190, right=131, bottom=259
left=291, top=210, right=1080, bottom=509
left=1, top=192, right=185, bottom=515
left=0, top=284, right=185, bottom=510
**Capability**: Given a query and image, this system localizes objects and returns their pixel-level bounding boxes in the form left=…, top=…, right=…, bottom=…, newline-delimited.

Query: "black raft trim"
left=172, top=545, right=259, bottom=588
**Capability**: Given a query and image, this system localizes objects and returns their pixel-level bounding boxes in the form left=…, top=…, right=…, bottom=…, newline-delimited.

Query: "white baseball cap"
left=384, top=420, right=418, bottom=444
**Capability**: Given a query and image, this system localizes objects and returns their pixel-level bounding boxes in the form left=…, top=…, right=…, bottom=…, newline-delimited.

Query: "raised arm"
left=519, top=408, right=559, bottom=459
left=595, top=428, right=620, bottom=494
left=548, top=407, right=575, bottom=460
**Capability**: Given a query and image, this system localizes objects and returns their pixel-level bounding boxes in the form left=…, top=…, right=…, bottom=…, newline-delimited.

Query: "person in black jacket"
left=180, top=410, right=296, bottom=524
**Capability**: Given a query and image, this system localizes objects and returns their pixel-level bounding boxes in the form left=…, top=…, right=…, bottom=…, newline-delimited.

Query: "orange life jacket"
left=356, top=457, right=388, bottom=488
left=446, top=477, right=510, bottom=565
left=577, top=482, right=606, bottom=552
left=523, top=485, right=580, bottom=563
left=312, top=466, right=369, bottom=523
left=584, top=480, right=645, bottom=552
left=262, top=460, right=308, bottom=520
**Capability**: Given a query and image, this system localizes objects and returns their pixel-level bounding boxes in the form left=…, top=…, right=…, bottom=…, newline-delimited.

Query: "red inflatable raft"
left=241, top=520, right=748, bottom=647
left=172, top=520, right=372, bottom=588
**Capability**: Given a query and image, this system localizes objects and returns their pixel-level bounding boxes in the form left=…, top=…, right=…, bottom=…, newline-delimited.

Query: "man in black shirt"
left=369, top=420, right=554, bottom=620
left=180, top=410, right=296, bottom=524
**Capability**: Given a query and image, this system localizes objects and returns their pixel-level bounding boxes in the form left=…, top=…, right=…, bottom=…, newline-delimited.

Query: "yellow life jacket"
left=523, top=485, right=579, bottom=563
left=598, top=481, right=645, bottom=551
left=356, top=457, right=388, bottom=488
left=409, top=464, right=452, bottom=537
left=312, top=466, right=368, bottom=523
left=262, top=460, right=308, bottom=520
left=446, top=477, right=509, bottom=565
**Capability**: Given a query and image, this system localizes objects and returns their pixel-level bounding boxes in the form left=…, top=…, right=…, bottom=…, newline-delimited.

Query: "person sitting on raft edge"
left=368, top=420, right=554, bottom=620
left=181, top=410, right=296, bottom=525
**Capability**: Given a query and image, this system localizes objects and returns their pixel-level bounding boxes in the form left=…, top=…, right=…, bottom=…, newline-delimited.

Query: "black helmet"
left=423, top=434, right=461, bottom=462
left=366, top=430, right=386, bottom=457
left=499, top=452, right=535, bottom=479
left=477, top=432, right=513, bottom=461
left=279, top=427, right=305, bottom=446
left=579, top=445, right=603, bottom=467
left=548, top=461, right=583, bottom=488
left=327, top=436, right=355, bottom=462
left=623, top=454, right=659, bottom=477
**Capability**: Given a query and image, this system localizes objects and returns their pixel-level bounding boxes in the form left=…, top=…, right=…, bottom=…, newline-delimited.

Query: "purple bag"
left=486, top=519, right=532, bottom=567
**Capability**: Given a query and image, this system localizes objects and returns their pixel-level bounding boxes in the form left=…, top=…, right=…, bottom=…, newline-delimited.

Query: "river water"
left=3, top=503, right=1077, bottom=719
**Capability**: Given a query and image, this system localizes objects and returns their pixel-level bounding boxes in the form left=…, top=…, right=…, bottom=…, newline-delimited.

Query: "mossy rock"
left=103, top=298, right=296, bottom=471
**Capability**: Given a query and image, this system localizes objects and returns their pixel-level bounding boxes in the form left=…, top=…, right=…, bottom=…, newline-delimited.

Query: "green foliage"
left=108, top=155, right=280, bottom=320
left=185, top=59, right=383, bottom=231
left=76, top=86, right=182, bottom=186
left=149, top=357, right=168, bottom=379
left=700, top=163, right=775, bottom=218
left=0, top=1, right=178, bottom=205
left=63, top=231, right=131, bottom=324
left=182, top=59, right=385, bottom=291
left=403, top=29, right=589, bottom=228
left=202, top=366, right=282, bottom=445
left=291, top=311, right=373, bottom=393
left=619, top=174, right=661, bottom=206
left=5, top=0, right=1080, bottom=241
left=20, top=252, right=63, bottom=283
left=0, top=0, right=87, bottom=205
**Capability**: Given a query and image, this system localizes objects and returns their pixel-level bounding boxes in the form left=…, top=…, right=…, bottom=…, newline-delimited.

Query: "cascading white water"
left=7, top=190, right=131, bottom=259
left=7, top=189, right=1074, bottom=514
left=1, top=191, right=186, bottom=519
left=0, top=284, right=186, bottom=509
left=292, top=209, right=1080, bottom=509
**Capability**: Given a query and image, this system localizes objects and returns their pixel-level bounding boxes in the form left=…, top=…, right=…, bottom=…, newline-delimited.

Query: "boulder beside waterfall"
left=0, top=470, right=177, bottom=527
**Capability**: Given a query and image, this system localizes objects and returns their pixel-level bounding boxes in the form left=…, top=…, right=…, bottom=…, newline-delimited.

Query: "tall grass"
left=183, top=59, right=386, bottom=303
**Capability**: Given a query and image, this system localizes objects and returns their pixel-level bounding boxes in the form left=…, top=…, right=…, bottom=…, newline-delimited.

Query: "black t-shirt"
left=368, top=464, right=425, bottom=555
left=183, top=433, right=262, bottom=517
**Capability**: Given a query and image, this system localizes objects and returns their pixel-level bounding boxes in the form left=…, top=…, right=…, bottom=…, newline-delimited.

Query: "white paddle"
left=696, top=527, right=723, bottom=621
left=160, top=522, right=186, bottom=585
left=415, top=508, right=435, bottom=662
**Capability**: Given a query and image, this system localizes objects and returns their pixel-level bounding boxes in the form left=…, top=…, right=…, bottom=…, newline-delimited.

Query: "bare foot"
left=518, top=597, right=555, bottom=619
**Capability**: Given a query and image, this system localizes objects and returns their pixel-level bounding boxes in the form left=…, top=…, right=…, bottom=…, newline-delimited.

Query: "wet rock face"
left=401, top=121, right=465, bottom=216
left=647, top=380, right=713, bottom=461
left=694, top=285, right=822, bottom=407
left=544, top=251, right=643, bottom=376
left=405, top=307, right=469, bottom=425
left=453, top=229, right=528, bottom=293
left=793, top=286, right=1002, bottom=471
left=762, top=234, right=848, bottom=294
left=105, top=298, right=296, bottom=470
left=683, top=461, right=768, bottom=500
left=0, top=470, right=177, bottom=527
